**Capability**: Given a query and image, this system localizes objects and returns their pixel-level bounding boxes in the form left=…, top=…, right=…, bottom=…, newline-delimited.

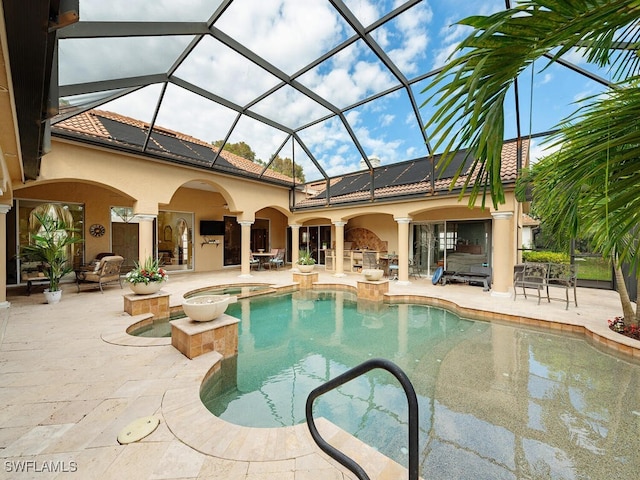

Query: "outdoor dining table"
left=252, top=252, right=275, bottom=270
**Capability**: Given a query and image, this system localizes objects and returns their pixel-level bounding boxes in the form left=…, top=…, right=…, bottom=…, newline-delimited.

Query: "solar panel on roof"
left=148, top=133, right=207, bottom=162
left=98, top=116, right=147, bottom=147
left=434, top=150, right=471, bottom=179
left=320, top=172, right=371, bottom=197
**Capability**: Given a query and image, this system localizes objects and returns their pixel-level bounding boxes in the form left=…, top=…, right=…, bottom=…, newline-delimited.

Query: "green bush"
left=522, top=251, right=570, bottom=264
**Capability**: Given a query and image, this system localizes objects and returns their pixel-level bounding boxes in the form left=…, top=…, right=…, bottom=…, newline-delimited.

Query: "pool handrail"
left=305, top=357, right=419, bottom=480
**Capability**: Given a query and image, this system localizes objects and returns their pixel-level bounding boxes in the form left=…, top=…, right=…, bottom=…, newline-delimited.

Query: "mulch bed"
left=608, top=317, right=640, bottom=340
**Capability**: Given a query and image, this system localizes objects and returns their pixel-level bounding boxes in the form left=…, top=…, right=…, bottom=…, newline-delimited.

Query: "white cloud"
left=528, top=138, right=560, bottom=164
left=431, top=22, right=469, bottom=69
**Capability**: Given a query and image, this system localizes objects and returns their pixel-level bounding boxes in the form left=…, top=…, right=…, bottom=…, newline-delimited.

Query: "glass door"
left=413, top=222, right=445, bottom=276
left=298, top=225, right=332, bottom=264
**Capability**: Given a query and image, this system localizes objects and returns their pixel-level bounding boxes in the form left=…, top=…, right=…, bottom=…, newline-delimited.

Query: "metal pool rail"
left=305, top=358, right=419, bottom=480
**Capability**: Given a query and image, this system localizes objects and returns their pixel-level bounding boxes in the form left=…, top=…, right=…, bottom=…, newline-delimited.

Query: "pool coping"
left=161, top=350, right=410, bottom=478
left=100, top=279, right=639, bottom=479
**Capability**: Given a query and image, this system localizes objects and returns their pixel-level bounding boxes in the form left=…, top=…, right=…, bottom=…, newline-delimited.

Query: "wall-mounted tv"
left=200, top=220, right=225, bottom=236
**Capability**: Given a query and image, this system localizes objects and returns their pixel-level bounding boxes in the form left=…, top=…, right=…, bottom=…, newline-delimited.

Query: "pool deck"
left=1, top=267, right=638, bottom=479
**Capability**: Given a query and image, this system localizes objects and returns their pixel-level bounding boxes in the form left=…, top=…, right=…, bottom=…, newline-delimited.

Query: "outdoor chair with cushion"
left=387, top=254, right=399, bottom=280
left=268, top=249, right=285, bottom=270
left=76, top=255, right=124, bottom=293
left=249, top=252, right=260, bottom=270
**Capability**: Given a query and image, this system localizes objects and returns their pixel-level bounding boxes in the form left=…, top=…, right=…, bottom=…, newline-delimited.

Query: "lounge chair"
left=442, top=266, right=492, bottom=291
left=76, top=255, right=124, bottom=293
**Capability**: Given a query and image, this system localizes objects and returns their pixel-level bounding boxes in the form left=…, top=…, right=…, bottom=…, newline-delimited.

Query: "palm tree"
left=423, top=1, right=640, bottom=324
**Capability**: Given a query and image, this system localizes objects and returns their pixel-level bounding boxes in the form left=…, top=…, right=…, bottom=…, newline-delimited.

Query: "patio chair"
left=268, top=249, right=285, bottom=270
left=409, top=255, right=422, bottom=278
left=362, top=251, right=379, bottom=270
left=76, top=255, right=124, bottom=293
left=324, top=249, right=335, bottom=271
left=387, top=254, right=399, bottom=280
left=249, top=252, right=260, bottom=271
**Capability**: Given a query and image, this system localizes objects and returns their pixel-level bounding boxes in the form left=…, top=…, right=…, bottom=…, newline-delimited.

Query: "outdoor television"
left=200, top=220, right=225, bottom=236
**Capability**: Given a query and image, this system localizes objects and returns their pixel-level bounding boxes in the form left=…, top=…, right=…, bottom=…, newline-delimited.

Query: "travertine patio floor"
left=1, top=267, right=637, bottom=479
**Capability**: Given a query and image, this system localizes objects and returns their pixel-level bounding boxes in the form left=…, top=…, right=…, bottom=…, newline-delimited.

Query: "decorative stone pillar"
left=356, top=278, right=389, bottom=301
left=0, top=204, right=11, bottom=311
left=239, top=221, right=253, bottom=278
left=491, top=211, right=514, bottom=297
left=333, top=221, right=346, bottom=277
left=135, top=214, right=157, bottom=261
left=394, top=217, right=411, bottom=285
left=289, top=224, right=300, bottom=268
left=293, top=271, right=318, bottom=289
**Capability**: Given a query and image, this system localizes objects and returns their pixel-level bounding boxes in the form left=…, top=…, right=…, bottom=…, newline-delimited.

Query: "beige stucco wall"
left=7, top=135, right=521, bottom=293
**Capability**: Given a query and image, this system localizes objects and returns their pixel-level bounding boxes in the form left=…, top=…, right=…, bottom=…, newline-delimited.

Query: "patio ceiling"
left=4, top=0, right=612, bottom=191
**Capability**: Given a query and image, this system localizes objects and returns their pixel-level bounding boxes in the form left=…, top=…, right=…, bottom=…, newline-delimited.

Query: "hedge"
left=522, top=251, right=570, bottom=264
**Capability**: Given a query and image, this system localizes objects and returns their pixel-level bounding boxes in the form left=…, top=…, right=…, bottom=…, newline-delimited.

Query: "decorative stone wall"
left=344, top=227, right=388, bottom=252
left=124, top=292, right=170, bottom=319
left=171, top=314, right=240, bottom=359
left=293, top=272, right=318, bottom=289
left=356, top=279, right=389, bottom=302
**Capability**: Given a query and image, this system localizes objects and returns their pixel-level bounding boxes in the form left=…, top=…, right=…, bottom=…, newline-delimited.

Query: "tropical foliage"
left=213, top=140, right=306, bottom=182
left=19, top=212, right=83, bottom=292
left=297, top=249, right=316, bottom=265
left=423, top=0, right=640, bottom=324
left=124, top=257, right=168, bottom=285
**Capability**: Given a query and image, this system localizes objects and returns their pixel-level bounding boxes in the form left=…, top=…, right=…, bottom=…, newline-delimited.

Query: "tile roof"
left=296, top=139, right=528, bottom=207
left=52, top=109, right=527, bottom=208
left=522, top=213, right=540, bottom=226
left=52, top=110, right=294, bottom=184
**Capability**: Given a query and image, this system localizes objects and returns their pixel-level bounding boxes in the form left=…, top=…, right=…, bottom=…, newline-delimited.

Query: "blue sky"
left=57, top=0, right=610, bottom=181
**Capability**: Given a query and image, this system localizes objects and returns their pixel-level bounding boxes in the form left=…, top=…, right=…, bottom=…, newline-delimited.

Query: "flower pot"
left=44, top=289, right=62, bottom=304
left=182, top=294, right=232, bottom=322
left=129, top=282, right=163, bottom=295
left=297, top=264, right=315, bottom=273
left=362, top=269, right=384, bottom=281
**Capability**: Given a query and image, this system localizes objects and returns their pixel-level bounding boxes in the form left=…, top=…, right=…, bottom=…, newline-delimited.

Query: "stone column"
left=289, top=224, right=300, bottom=268
left=395, top=217, right=411, bottom=285
left=333, top=221, right=346, bottom=277
left=0, top=204, right=11, bottom=313
left=239, top=221, right=253, bottom=278
left=135, top=214, right=157, bottom=261
left=491, top=211, right=514, bottom=297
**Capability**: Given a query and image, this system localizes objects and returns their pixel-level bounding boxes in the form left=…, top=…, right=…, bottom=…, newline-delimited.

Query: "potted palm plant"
left=296, top=249, right=316, bottom=273
left=19, top=212, right=83, bottom=304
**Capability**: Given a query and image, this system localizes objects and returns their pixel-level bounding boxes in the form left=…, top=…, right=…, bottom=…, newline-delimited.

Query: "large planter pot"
left=297, top=264, right=315, bottom=273
left=44, top=289, right=62, bottom=304
left=182, top=294, right=232, bottom=322
left=129, top=281, right=164, bottom=295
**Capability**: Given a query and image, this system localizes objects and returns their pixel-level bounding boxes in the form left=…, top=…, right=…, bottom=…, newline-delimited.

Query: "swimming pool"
left=199, top=289, right=640, bottom=478
left=128, top=283, right=273, bottom=337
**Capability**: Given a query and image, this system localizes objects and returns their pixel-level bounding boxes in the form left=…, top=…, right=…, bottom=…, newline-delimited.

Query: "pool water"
left=200, top=290, right=640, bottom=478
left=128, top=284, right=272, bottom=337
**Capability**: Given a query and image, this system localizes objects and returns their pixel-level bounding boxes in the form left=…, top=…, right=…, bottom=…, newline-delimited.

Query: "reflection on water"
left=199, top=290, right=640, bottom=478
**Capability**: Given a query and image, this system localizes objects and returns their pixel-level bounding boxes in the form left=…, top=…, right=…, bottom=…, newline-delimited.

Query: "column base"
left=491, top=290, right=512, bottom=298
